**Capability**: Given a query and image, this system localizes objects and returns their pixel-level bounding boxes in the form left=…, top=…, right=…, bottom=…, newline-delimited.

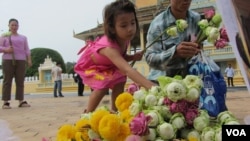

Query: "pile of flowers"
left=54, top=75, right=240, bottom=141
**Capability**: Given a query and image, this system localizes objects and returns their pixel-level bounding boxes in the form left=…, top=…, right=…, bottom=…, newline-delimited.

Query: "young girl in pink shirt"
left=75, top=0, right=155, bottom=113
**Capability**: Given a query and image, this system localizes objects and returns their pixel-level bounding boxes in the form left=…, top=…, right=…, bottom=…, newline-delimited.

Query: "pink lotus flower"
left=204, top=9, right=215, bottom=20
left=125, top=135, right=144, bottom=141
left=163, top=97, right=173, bottom=106
left=185, top=108, right=199, bottom=125
left=42, top=137, right=49, bottom=141
left=129, top=112, right=151, bottom=136
left=186, top=99, right=199, bottom=109
left=219, top=27, right=229, bottom=42
left=127, top=83, right=140, bottom=94
left=214, top=38, right=228, bottom=49
left=169, top=100, right=188, bottom=114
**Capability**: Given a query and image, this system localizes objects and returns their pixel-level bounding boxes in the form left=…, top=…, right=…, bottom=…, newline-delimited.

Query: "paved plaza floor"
left=0, top=88, right=249, bottom=141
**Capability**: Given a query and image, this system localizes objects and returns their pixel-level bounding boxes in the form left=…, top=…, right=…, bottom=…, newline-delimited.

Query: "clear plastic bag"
left=188, top=51, right=220, bottom=76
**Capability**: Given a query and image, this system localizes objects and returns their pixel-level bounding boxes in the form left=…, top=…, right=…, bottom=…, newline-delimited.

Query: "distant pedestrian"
left=74, top=73, right=84, bottom=96
left=51, top=62, right=64, bottom=97
left=225, top=64, right=235, bottom=87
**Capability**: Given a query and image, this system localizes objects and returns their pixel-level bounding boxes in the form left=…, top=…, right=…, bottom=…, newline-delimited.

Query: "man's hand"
left=174, top=41, right=201, bottom=58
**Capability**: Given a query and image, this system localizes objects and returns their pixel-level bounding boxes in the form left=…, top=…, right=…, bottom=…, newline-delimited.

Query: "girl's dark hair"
left=9, top=18, right=19, bottom=24
left=103, top=0, right=139, bottom=41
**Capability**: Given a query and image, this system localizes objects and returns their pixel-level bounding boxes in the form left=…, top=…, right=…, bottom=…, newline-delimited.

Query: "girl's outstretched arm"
left=99, top=47, right=155, bottom=89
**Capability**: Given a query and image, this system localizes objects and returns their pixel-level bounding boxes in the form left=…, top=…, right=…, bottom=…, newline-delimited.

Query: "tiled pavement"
left=0, top=88, right=249, bottom=141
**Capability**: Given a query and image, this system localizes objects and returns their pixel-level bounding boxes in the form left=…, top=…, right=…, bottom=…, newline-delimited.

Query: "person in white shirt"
left=225, top=64, right=235, bottom=87
left=51, top=62, right=64, bottom=97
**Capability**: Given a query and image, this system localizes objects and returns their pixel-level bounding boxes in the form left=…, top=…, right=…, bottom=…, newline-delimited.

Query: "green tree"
left=65, top=62, right=76, bottom=74
left=26, top=48, right=66, bottom=76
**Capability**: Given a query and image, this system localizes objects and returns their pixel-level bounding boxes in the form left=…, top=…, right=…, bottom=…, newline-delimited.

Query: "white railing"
left=204, top=46, right=233, bottom=56
left=61, top=73, right=74, bottom=80
left=24, top=76, right=39, bottom=82
left=0, top=73, right=75, bottom=84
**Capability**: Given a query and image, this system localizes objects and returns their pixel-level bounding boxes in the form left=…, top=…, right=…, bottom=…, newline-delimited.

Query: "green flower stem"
left=130, top=31, right=167, bottom=67
left=9, top=36, right=16, bottom=65
left=196, top=30, right=202, bottom=43
left=144, top=31, right=166, bottom=51
left=196, top=30, right=207, bottom=44
left=11, top=51, right=16, bottom=65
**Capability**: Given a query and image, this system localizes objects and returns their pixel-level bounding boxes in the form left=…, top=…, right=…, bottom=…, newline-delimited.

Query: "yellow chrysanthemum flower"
left=74, top=118, right=90, bottom=141
left=98, top=114, right=121, bottom=141
left=75, top=119, right=89, bottom=131
left=120, top=109, right=133, bottom=123
left=89, top=109, right=110, bottom=133
left=75, top=131, right=90, bottom=141
left=115, top=92, right=134, bottom=112
left=116, top=123, right=131, bottom=141
left=75, top=132, right=83, bottom=141
left=56, top=124, right=76, bottom=141
left=188, top=136, right=199, bottom=141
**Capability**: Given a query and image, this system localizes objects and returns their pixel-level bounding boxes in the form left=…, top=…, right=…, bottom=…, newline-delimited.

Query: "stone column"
left=38, top=66, right=43, bottom=83
left=127, top=42, right=131, bottom=55
left=139, top=25, right=145, bottom=50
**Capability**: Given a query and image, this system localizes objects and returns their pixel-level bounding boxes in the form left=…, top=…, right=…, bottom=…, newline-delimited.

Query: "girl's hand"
left=174, top=41, right=200, bottom=58
left=133, top=51, right=144, bottom=61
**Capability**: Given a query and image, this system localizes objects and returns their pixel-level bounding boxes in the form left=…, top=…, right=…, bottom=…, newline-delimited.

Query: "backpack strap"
left=77, top=40, right=95, bottom=55
left=77, top=36, right=103, bottom=55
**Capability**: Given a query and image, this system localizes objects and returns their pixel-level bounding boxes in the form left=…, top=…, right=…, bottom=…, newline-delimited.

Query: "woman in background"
left=0, top=18, right=32, bottom=109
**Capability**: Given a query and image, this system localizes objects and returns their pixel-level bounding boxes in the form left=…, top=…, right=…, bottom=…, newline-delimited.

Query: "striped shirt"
left=145, top=6, right=201, bottom=80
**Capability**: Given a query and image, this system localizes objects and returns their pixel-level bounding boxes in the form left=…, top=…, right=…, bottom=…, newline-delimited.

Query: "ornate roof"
left=73, top=1, right=170, bottom=40
left=74, top=1, right=214, bottom=40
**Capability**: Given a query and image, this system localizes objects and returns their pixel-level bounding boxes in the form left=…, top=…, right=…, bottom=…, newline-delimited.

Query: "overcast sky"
left=0, top=0, right=113, bottom=63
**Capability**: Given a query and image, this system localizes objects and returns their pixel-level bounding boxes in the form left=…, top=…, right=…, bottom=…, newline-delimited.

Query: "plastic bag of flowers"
left=188, top=8, right=229, bottom=118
